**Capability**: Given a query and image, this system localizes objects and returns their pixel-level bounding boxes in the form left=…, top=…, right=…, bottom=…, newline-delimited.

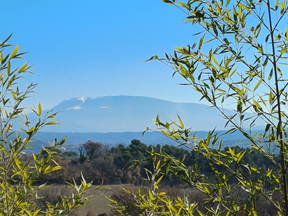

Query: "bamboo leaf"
left=18, top=63, right=29, bottom=73
left=266, top=169, right=272, bottom=177
left=253, top=99, right=263, bottom=111
left=211, top=55, right=219, bottom=66
left=10, top=46, right=20, bottom=59
left=156, top=160, right=161, bottom=170
left=179, top=64, right=190, bottom=78
left=177, top=115, right=184, bottom=129
left=275, top=0, right=279, bottom=10
left=37, top=104, right=42, bottom=117
left=269, top=91, right=273, bottom=104
left=45, top=121, right=59, bottom=125
left=238, top=3, right=249, bottom=10
left=198, top=34, right=205, bottom=50
left=162, top=0, right=174, bottom=4
left=254, top=79, right=262, bottom=91
left=11, top=91, right=17, bottom=100
left=178, top=2, right=190, bottom=9
left=280, top=0, right=286, bottom=14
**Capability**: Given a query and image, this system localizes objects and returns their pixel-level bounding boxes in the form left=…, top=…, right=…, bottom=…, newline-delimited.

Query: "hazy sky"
left=1, top=0, right=202, bottom=109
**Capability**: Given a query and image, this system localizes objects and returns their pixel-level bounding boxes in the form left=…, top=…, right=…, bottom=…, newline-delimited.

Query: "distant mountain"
left=43, top=96, right=231, bottom=132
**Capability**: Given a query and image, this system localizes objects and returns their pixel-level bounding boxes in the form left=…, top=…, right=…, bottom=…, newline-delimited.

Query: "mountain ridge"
left=42, top=95, right=227, bottom=132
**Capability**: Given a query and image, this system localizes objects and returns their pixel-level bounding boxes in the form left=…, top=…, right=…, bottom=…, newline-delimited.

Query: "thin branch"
left=267, top=0, right=288, bottom=214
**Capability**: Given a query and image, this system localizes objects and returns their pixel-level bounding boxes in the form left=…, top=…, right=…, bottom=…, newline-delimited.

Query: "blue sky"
left=1, top=0, right=202, bottom=109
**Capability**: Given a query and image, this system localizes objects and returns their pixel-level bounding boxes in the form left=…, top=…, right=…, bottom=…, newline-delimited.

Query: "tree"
left=83, top=140, right=105, bottom=160
left=78, top=140, right=105, bottom=163
left=112, top=0, right=288, bottom=215
left=0, top=35, right=90, bottom=215
left=128, top=139, right=147, bottom=160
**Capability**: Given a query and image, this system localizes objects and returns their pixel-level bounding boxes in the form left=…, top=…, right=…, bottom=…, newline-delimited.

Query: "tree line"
left=35, top=139, right=277, bottom=187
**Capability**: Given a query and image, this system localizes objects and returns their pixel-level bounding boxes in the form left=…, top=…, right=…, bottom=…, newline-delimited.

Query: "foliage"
left=111, top=0, right=288, bottom=215
left=79, top=140, right=106, bottom=162
left=42, top=139, right=274, bottom=187
left=0, top=35, right=90, bottom=215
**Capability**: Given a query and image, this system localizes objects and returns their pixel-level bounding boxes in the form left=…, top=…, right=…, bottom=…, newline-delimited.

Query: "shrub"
left=0, top=35, right=90, bottom=215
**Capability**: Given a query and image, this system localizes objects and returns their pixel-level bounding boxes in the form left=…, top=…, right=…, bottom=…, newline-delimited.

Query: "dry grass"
left=38, top=184, right=129, bottom=216
left=39, top=184, right=279, bottom=216
left=71, top=184, right=126, bottom=216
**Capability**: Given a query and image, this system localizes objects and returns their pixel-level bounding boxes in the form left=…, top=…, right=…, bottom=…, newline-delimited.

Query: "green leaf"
left=177, top=115, right=184, bottom=129
left=238, top=3, right=249, bottom=10
left=266, top=169, right=272, bottom=177
left=237, top=98, right=243, bottom=112
left=212, top=23, right=218, bottom=36
left=268, top=68, right=273, bottom=80
left=50, top=165, right=62, bottom=172
left=18, top=63, right=29, bottom=73
left=47, top=113, right=57, bottom=119
left=211, top=55, right=219, bottom=66
left=37, top=104, right=42, bottom=116
left=179, top=64, right=190, bottom=78
left=280, top=0, right=286, bottom=14
left=11, top=91, right=17, bottom=100
left=275, top=0, right=279, bottom=10
left=26, top=127, right=35, bottom=134
left=178, top=2, right=189, bottom=9
left=10, top=46, right=20, bottom=59
left=253, top=99, right=263, bottom=112
left=228, top=147, right=235, bottom=156
left=45, top=121, right=59, bottom=125
left=198, top=34, right=205, bottom=50
left=156, top=160, right=161, bottom=170
left=269, top=91, right=273, bottom=104
left=254, top=79, right=262, bottom=91
left=162, top=0, right=174, bottom=4
left=237, top=151, right=246, bottom=163
left=146, top=55, right=159, bottom=62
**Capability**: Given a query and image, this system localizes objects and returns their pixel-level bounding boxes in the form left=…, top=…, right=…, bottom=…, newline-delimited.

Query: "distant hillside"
left=42, top=96, right=231, bottom=132
left=28, top=130, right=251, bottom=153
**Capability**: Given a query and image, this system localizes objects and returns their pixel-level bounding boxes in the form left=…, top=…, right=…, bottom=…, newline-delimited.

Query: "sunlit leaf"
left=10, top=46, right=20, bottom=59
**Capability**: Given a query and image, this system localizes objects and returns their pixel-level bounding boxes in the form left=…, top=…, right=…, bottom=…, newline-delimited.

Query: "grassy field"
left=39, top=184, right=129, bottom=216
left=73, top=184, right=127, bottom=216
